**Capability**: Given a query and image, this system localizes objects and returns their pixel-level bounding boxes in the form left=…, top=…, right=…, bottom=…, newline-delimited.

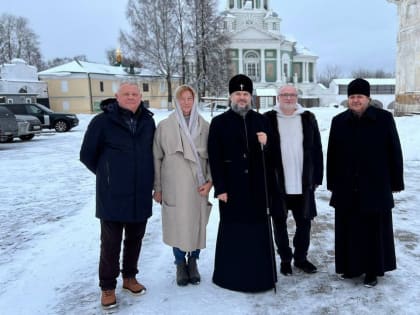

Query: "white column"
left=302, top=62, right=305, bottom=83
left=238, top=48, right=243, bottom=73
left=277, top=49, right=282, bottom=83
left=307, top=62, right=310, bottom=82
left=304, top=62, right=309, bottom=83
left=312, top=62, right=317, bottom=83
left=260, top=49, right=266, bottom=83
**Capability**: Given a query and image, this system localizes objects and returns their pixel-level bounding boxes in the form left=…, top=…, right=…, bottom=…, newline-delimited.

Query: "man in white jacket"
left=264, top=85, right=323, bottom=276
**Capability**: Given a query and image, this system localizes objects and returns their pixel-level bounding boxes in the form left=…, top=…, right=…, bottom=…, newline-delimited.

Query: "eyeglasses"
left=279, top=93, right=297, bottom=98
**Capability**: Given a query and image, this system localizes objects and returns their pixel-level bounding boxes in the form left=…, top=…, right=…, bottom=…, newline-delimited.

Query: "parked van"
left=0, top=103, right=79, bottom=132
left=0, top=107, right=18, bottom=142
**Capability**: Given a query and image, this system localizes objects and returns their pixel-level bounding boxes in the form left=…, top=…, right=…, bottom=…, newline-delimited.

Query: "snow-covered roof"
left=264, top=10, right=279, bottom=18
left=332, top=78, right=396, bottom=85
left=283, top=34, right=297, bottom=43
left=10, top=58, right=28, bottom=65
left=221, top=11, right=235, bottom=18
left=255, top=88, right=277, bottom=96
left=38, top=60, right=161, bottom=77
left=230, top=25, right=282, bottom=41
left=294, top=43, right=317, bottom=57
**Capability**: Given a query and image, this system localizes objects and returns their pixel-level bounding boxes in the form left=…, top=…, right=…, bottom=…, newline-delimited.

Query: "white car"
left=201, top=101, right=228, bottom=111
left=15, top=114, right=42, bottom=141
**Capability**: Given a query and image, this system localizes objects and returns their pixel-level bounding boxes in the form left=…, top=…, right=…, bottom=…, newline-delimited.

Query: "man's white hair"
left=277, top=84, right=297, bottom=95
left=118, top=79, right=141, bottom=92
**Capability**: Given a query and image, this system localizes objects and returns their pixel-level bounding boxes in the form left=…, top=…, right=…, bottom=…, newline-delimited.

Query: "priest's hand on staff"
left=256, top=132, right=267, bottom=146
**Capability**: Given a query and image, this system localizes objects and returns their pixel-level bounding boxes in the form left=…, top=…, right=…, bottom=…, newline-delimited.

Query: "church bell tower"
left=225, top=0, right=270, bottom=10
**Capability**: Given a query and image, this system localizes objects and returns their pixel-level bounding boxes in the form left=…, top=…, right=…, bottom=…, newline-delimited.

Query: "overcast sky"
left=2, top=0, right=398, bottom=76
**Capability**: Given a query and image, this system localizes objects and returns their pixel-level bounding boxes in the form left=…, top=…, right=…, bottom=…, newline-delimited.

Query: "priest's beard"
left=231, top=102, right=251, bottom=117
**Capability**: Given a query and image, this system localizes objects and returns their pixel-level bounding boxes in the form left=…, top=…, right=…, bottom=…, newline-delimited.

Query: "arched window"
left=244, top=51, right=260, bottom=82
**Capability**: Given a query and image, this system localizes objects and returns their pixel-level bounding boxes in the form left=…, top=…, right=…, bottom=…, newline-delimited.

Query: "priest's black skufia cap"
left=229, top=74, right=253, bottom=95
left=347, top=78, right=370, bottom=97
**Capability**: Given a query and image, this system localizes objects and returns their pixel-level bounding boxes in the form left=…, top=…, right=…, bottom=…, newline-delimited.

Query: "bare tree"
left=0, top=13, right=43, bottom=69
left=205, top=46, right=231, bottom=97
left=317, top=64, right=343, bottom=87
left=190, top=0, right=230, bottom=98
left=351, top=68, right=394, bottom=78
left=174, top=0, right=193, bottom=84
left=120, top=0, right=180, bottom=109
left=119, top=0, right=230, bottom=104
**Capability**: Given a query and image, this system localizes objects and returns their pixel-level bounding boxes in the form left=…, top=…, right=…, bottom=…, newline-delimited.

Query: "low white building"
left=329, top=78, right=396, bottom=109
left=38, top=60, right=181, bottom=113
left=0, top=59, right=48, bottom=104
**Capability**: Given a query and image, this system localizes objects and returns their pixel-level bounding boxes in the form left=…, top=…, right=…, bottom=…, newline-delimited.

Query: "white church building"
left=221, top=0, right=325, bottom=108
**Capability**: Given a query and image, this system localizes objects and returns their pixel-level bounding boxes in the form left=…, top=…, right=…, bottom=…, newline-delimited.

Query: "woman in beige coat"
left=153, top=85, right=212, bottom=286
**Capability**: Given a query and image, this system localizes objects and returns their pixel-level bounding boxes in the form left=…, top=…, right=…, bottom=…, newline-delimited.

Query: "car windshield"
left=36, top=103, right=54, bottom=113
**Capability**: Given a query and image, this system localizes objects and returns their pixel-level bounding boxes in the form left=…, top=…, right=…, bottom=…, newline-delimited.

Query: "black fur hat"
left=229, top=74, right=253, bottom=95
left=347, top=78, right=370, bottom=97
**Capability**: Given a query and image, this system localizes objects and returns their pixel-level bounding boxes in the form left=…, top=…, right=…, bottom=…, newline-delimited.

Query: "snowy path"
left=0, top=109, right=419, bottom=315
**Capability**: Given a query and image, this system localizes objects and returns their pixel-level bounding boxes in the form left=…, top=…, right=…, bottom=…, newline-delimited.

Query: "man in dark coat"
left=327, top=78, right=404, bottom=287
left=264, top=85, right=323, bottom=276
left=80, top=81, right=155, bottom=308
left=208, top=74, right=277, bottom=292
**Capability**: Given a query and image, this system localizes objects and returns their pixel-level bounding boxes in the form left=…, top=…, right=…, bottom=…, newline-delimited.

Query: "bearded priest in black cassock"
left=208, top=74, right=277, bottom=292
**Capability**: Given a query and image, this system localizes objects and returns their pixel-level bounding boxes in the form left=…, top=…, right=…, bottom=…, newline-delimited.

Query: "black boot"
left=294, top=259, right=317, bottom=274
left=280, top=262, right=293, bottom=276
left=187, top=257, right=201, bottom=285
left=363, top=274, right=378, bottom=288
left=176, top=260, right=189, bottom=286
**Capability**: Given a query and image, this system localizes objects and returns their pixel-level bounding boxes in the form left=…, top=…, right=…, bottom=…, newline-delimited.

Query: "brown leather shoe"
left=123, top=277, right=147, bottom=295
left=101, top=289, right=117, bottom=309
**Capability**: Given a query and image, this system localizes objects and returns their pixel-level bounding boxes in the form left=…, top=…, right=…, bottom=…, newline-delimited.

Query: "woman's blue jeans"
left=173, top=247, right=200, bottom=265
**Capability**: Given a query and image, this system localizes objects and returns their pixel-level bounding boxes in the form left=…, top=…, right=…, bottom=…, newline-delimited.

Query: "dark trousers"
left=99, top=219, right=147, bottom=290
left=272, top=194, right=311, bottom=263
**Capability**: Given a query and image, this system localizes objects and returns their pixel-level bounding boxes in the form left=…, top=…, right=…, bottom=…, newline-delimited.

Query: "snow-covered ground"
left=0, top=107, right=419, bottom=315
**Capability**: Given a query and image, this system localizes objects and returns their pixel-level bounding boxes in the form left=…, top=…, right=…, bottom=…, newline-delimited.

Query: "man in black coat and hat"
left=208, top=74, right=277, bottom=292
left=327, top=78, right=404, bottom=287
